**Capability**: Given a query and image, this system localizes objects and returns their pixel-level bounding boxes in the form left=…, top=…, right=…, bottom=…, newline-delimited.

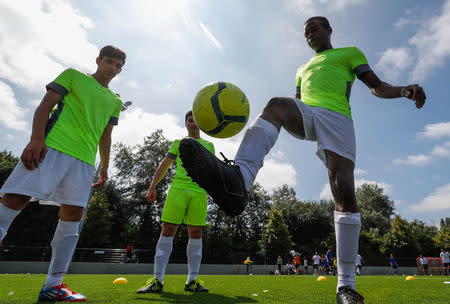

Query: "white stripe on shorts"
left=291, top=98, right=356, bottom=166
left=0, top=148, right=94, bottom=207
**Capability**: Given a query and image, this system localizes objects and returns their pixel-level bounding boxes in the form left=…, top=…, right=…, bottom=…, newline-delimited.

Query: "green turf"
left=0, top=274, right=448, bottom=303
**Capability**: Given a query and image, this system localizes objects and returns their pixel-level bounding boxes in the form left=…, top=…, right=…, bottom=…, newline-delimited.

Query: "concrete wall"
left=0, top=262, right=419, bottom=275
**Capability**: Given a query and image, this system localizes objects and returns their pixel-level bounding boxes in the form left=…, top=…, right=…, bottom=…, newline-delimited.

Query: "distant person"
left=290, top=249, right=299, bottom=263
left=326, top=247, right=333, bottom=263
left=277, top=256, right=283, bottom=274
left=294, top=254, right=301, bottom=275
left=332, top=258, right=337, bottom=276
left=285, top=262, right=295, bottom=275
left=355, top=254, right=364, bottom=276
left=440, top=249, right=450, bottom=275
left=244, top=257, right=254, bottom=275
left=304, top=257, right=308, bottom=274
left=390, top=253, right=399, bottom=275
left=125, top=244, right=134, bottom=257
left=419, top=254, right=428, bottom=275
left=313, top=252, right=321, bottom=275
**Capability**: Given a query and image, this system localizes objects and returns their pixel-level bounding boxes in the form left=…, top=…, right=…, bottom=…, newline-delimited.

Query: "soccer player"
left=178, top=16, right=425, bottom=304
left=304, top=257, right=308, bottom=274
left=390, top=253, right=399, bottom=275
left=419, top=254, right=428, bottom=275
left=0, top=45, right=126, bottom=302
left=355, top=254, right=364, bottom=276
left=137, top=111, right=214, bottom=294
left=440, top=248, right=450, bottom=275
left=313, top=252, right=321, bottom=276
left=327, top=247, right=333, bottom=263
left=277, top=255, right=283, bottom=274
left=294, top=254, right=301, bottom=275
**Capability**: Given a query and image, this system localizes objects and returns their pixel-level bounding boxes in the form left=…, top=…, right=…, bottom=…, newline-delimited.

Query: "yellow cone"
left=405, top=276, right=416, bottom=281
left=113, top=277, right=128, bottom=284
left=317, top=276, right=328, bottom=281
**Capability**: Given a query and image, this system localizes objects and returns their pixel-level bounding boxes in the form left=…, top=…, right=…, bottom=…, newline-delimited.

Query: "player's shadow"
left=136, top=292, right=257, bottom=304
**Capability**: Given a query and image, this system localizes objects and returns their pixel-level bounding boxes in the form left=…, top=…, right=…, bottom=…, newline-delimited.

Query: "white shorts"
left=0, top=147, right=94, bottom=207
left=291, top=98, right=356, bottom=166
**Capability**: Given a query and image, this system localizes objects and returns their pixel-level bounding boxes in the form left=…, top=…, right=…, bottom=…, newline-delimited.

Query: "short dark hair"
left=99, top=45, right=126, bottom=65
left=185, top=110, right=193, bottom=123
left=304, top=16, right=331, bottom=29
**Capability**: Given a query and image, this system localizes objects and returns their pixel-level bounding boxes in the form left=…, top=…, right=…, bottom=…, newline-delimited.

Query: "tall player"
left=137, top=111, right=214, bottom=294
left=178, top=16, right=425, bottom=304
left=0, top=45, right=126, bottom=301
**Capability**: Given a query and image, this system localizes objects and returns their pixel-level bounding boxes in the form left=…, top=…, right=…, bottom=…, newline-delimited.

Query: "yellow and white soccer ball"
left=193, top=82, right=250, bottom=138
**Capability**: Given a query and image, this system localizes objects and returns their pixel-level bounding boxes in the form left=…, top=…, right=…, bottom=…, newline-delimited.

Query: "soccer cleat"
left=136, top=278, right=163, bottom=294
left=336, top=286, right=364, bottom=304
left=37, top=283, right=86, bottom=302
left=179, top=137, right=247, bottom=216
left=185, top=279, right=209, bottom=292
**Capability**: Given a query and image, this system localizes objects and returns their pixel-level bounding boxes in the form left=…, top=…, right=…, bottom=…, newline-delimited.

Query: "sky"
left=0, top=0, right=449, bottom=226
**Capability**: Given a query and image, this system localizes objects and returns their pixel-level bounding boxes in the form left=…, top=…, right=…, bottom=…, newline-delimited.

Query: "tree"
left=409, top=219, right=438, bottom=256
left=434, top=217, right=450, bottom=249
left=356, top=183, right=394, bottom=236
left=79, top=189, right=113, bottom=248
left=260, top=208, right=294, bottom=263
left=0, top=150, right=19, bottom=188
left=381, top=215, right=414, bottom=256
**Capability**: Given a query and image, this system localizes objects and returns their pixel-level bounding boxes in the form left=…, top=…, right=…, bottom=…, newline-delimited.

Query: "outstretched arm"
left=145, top=157, right=175, bottom=202
left=359, top=71, right=426, bottom=109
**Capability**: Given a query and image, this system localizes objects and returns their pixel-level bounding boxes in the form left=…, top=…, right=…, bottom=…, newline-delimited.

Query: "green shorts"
left=161, top=186, right=207, bottom=226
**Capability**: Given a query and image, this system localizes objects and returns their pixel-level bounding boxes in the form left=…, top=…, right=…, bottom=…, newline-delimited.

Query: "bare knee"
left=1, top=194, right=31, bottom=210
left=59, top=204, right=84, bottom=222
left=161, top=222, right=178, bottom=237
left=188, top=226, right=203, bottom=239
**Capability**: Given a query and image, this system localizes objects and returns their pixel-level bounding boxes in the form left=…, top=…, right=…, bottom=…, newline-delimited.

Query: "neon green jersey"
left=167, top=138, right=215, bottom=193
left=44, top=68, right=122, bottom=165
left=295, top=47, right=371, bottom=119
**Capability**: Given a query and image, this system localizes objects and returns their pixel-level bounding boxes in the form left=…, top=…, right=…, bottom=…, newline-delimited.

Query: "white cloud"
left=0, top=0, right=98, bottom=93
left=0, top=81, right=28, bottom=131
left=409, top=0, right=450, bottom=80
left=287, top=0, right=367, bottom=16
left=412, top=183, right=450, bottom=212
left=417, top=122, right=450, bottom=139
left=355, top=168, right=368, bottom=176
left=320, top=179, right=392, bottom=200
left=374, top=48, right=412, bottom=81
left=393, top=154, right=432, bottom=166
left=255, top=157, right=297, bottom=192
left=431, top=142, right=450, bottom=157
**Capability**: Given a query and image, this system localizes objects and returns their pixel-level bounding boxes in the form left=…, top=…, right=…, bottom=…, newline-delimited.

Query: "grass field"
left=0, top=274, right=448, bottom=303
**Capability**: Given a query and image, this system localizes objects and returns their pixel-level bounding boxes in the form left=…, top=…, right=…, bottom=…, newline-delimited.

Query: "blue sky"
left=1, top=0, right=449, bottom=225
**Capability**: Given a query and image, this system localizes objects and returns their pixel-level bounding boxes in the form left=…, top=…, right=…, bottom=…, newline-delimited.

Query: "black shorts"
left=392, top=265, right=398, bottom=269
left=313, top=264, right=319, bottom=269
left=445, top=263, right=450, bottom=267
left=356, top=265, right=362, bottom=269
left=423, top=264, right=428, bottom=270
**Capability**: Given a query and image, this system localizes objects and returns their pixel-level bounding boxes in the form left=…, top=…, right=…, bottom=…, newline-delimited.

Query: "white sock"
left=235, top=117, right=279, bottom=191
left=335, top=211, right=361, bottom=292
left=45, top=220, right=80, bottom=288
left=0, top=202, right=21, bottom=241
left=186, top=238, right=202, bottom=282
left=154, top=235, right=174, bottom=282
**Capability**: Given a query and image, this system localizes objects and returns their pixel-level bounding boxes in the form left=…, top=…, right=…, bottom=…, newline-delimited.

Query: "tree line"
left=1, top=131, right=449, bottom=265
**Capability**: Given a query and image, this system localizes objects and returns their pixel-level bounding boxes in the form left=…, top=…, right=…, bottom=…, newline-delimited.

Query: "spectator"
left=293, top=254, right=301, bottom=275
left=312, top=252, right=321, bottom=276
left=243, top=257, right=253, bottom=275
left=355, top=253, right=364, bottom=276
left=419, top=254, right=428, bottom=275
left=276, top=256, right=283, bottom=275
left=390, top=253, right=399, bottom=275
left=440, top=248, right=450, bottom=276
left=323, top=254, right=330, bottom=275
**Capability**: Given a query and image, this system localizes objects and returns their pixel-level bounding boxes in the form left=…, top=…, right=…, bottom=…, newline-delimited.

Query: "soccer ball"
left=192, top=82, right=250, bottom=138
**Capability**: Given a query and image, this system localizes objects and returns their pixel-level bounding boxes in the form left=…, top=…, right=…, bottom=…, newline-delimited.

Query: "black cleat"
left=185, top=279, right=209, bottom=292
left=136, top=278, right=163, bottom=294
left=336, top=286, right=364, bottom=304
left=179, top=137, right=248, bottom=216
